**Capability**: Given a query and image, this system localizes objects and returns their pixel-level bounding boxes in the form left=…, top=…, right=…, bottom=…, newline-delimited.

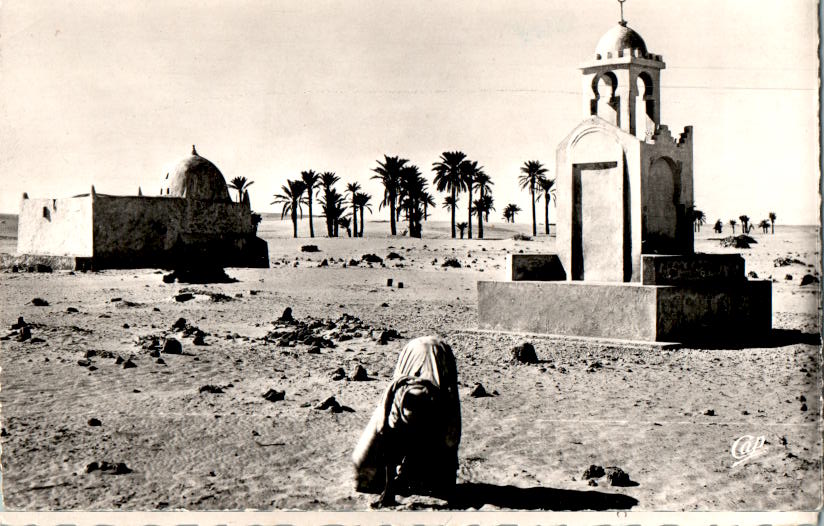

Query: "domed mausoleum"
left=478, top=8, right=771, bottom=343
left=164, top=146, right=232, bottom=202
left=17, top=146, right=268, bottom=270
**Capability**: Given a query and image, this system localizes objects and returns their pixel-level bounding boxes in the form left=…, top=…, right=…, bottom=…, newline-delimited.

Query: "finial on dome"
left=192, top=144, right=198, bottom=156
left=618, top=0, right=627, bottom=26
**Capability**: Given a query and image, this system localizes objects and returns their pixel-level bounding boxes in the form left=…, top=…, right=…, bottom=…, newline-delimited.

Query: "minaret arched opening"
left=591, top=71, right=619, bottom=126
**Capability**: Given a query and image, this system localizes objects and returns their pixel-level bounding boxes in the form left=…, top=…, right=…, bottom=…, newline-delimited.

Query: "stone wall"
left=92, top=195, right=254, bottom=267
left=17, top=196, right=93, bottom=257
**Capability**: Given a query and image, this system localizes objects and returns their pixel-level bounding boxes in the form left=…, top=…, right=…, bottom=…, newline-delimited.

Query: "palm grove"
left=267, top=152, right=559, bottom=240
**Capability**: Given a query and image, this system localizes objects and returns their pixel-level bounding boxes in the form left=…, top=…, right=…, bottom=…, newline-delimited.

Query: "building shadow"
left=687, top=328, right=821, bottom=350
left=440, top=482, right=638, bottom=511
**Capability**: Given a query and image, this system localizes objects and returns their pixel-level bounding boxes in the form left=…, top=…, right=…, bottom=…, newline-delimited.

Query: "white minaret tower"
left=578, top=0, right=665, bottom=140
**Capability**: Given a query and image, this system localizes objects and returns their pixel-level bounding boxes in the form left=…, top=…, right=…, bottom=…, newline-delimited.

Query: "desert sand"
left=0, top=215, right=820, bottom=511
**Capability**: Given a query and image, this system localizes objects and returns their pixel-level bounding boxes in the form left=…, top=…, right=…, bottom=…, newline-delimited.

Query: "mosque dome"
left=164, top=146, right=231, bottom=201
left=595, top=23, right=648, bottom=58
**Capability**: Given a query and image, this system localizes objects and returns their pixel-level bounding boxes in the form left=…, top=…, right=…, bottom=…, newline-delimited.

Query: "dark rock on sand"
left=175, top=293, right=194, bottom=302
left=122, top=359, right=137, bottom=369
left=11, top=317, right=28, bottom=330
left=315, top=396, right=354, bottom=413
left=66, top=307, right=79, bottom=313
left=263, top=389, right=285, bottom=402
left=86, top=461, right=132, bottom=475
left=350, top=364, right=369, bottom=381
left=301, top=245, right=320, bottom=252
left=31, top=298, right=49, bottom=306
left=511, top=342, right=539, bottom=364
left=605, top=466, right=634, bottom=486
left=583, top=465, right=606, bottom=479
left=199, top=385, right=224, bottom=394
left=362, top=254, right=383, bottom=264
left=162, top=338, right=182, bottom=355
left=331, top=367, right=346, bottom=381
left=88, top=418, right=102, bottom=426
left=800, top=274, right=819, bottom=286
left=279, top=307, right=294, bottom=323
left=470, top=383, right=492, bottom=398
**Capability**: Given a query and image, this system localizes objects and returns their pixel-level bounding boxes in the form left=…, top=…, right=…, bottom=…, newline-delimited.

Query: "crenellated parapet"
left=649, top=124, right=692, bottom=149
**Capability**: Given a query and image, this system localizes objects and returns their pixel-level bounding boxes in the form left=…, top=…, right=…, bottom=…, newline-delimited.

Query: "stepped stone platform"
left=479, top=253, right=771, bottom=344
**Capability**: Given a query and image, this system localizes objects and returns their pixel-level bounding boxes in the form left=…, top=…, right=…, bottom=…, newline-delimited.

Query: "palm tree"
left=228, top=176, right=254, bottom=203
left=473, top=195, right=495, bottom=237
left=457, top=222, right=468, bottom=239
left=473, top=166, right=493, bottom=239
left=319, top=172, right=340, bottom=237
left=713, top=219, right=723, bottom=233
left=768, top=212, right=776, bottom=234
left=346, top=182, right=361, bottom=239
left=738, top=215, right=750, bottom=234
left=693, top=209, right=706, bottom=232
left=372, top=155, right=407, bottom=236
left=318, top=186, right=345, bottom=238
left=519, top=161, right=547, bottom=236
left=536, top=175, right=556, bottom=235
left=300, top=170, right=319, bottom=238
left=338, top=216, right=352, bottom=237
left=462, top=160, right=483, bottom=239
left=729, top=219, right=737, bottom=234
left=433, top=151, right=469, bottom=238
left=504, top=203, right=522, bottom=223
left=398, top=165, right=428, bottom=238
left=271, top=179, right=306, bottom=238
left=758, top=219, right=770, bottom=233
left=354, top=192, right=372, bottom=237
left=422, top=191, right=436, bottom=221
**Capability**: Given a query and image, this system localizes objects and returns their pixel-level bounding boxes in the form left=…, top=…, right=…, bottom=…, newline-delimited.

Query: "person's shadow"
left=435, top=482, right=639, bottom=511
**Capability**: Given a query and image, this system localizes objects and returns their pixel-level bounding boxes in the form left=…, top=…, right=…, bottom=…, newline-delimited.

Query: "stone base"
left=641, top=254, right=745, bottom=285
left=477, top=280, right=772, bottom=343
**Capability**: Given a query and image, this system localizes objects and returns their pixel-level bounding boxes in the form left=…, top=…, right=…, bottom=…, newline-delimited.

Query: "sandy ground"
left=0, top=217, right=820, bottom=511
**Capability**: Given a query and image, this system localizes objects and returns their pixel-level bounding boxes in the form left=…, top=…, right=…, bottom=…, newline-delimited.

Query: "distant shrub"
left=301, top=245, right=320, bottom=253
left=513, top=233, right=532, bottom=241
left=441, top=258, right=461, bottom=268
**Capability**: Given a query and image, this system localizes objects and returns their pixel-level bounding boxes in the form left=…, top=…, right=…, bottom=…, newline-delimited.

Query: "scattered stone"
left=88, top=418, right=102, bottom=427
left=301, top=245, right=320, bottom=252
left=67, top=307, right=79, bottom=313
left=774, top=256, right=805, bottom=267
left=801, top=403, right=807, bottom=412
left=331, top=367, right=346, bottom=381
left=17, top=326, right=31, bottom=342
left=380, top=302, right=389, bottom=308
left=351, top=364, right=369, bottom=381
left=77, top=359, right=91, bottom=367
left=156, top=358, right=166, bottom=365
left=85, top=350, right=98, bottom=358
left=307, top=346, right=321, bottom=354
left=11, top=317, right=28, bottom=330
left=470, top=383, right=493, bottom=398
left=387, top=278, right=393, bottom=287
left=511, top=342, right=539, bottom=364
left=386, top=252, right=405, bottom=261
left=784, top=274, right=793, bottom=281
left=199, top=385, right=224, bottom=394
left=348, top=259, right=359, bottom=267
left=588, top=479, right=598, bottom=487
left=397, top=282, right=404, bottom=289
left=279, top=307, right=294, bottom=323
left=175, top=292, right=194, bottom=302
left=747, top=271, right=758, bottom=279
left=110, top=297, right=122, bottom=303
left=122, top=359, right=137, bottom=369
left=314, top=396, right=354, bottom=413
left=605, top=466, right=633, bottom=487
left=583, top=465, right=605, bottom=479
left=704, top=409, right=715, bottom=416
left=115, top=355, right=125, bottom=364
left=362, top=253, right=383, bottom=264
left=319, top=259, right=329, bottom=267
left=441, top=258, right=461, bottom=268
left=161, top=338, right=182, bottom=355
left=263, top=389, right=285, bottom=402
left=193, top=333, right=206, bottom=346
left=800, top=274, right=819, bottom=286
left=172, top=318, right=188, bottom=331
left=86, top=461, right=132, bottom=475
left=31, top=298, right=49, bottom=307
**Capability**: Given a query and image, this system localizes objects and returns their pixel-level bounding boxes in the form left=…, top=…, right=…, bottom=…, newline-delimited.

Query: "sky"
left=0, top=0, right=819, bottom=225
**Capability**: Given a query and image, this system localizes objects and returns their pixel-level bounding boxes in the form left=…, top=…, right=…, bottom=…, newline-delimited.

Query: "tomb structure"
left=17, top=146, right=269, bottom=270
left=478, top=14, right=771, bottom=344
